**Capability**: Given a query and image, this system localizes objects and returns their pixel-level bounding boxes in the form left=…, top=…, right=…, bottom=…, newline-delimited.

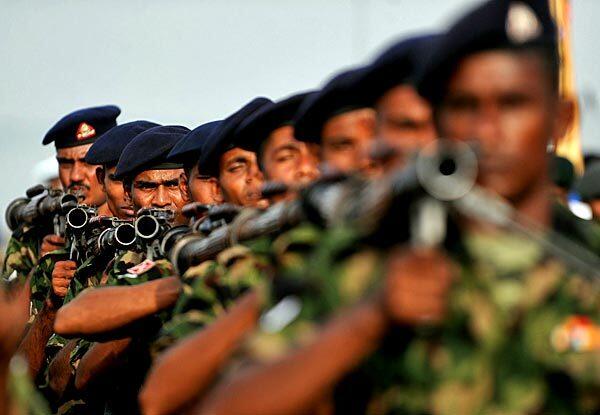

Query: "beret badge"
left=506, top=1, right=542, bottom=44
left=76, top=122, right=96, bottom=140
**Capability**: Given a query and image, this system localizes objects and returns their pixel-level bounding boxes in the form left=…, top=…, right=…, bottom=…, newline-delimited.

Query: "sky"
left=1, top=0, right=600, bottom=240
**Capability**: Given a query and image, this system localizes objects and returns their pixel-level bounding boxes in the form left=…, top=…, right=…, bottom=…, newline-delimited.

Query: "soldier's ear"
left=208, top=177, right=224, bottom=204
left=552, top=97, right=575, bottom=150
left=96, top=167, right=107, bottom=192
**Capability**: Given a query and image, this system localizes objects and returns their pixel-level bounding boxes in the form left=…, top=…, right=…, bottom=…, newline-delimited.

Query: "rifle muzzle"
left=114, top=223, right=137, bottom=247
left=66, top=207, right=92, bottom=230
left=135, top=214, right=161, bottom=240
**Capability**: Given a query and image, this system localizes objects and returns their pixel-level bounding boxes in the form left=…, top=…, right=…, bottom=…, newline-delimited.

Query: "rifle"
left=88, top=218, right=137, bottom=258
left=134, top=208, right=189, bottom=259
left=168, top=141, right=478, bottom=275
left=65, top=205, right=99, bottom=261
left=5, top=185, right=78, bottom=236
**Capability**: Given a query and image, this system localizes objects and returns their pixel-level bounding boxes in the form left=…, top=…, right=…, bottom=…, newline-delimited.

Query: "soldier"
left=15, top=106, right=121, bottom=387
left=294, top=68, right=379, bottom=176
left=234, top=92, right=321, bottom=201
left=355, top=34, right=439, bottom=170
left=167, top=120, right=224, bottom=205
left=52, top=125, right=192, bottom=414
left=85, top=120, right=161, bottom=219
left=33, top=120, right=165, bottom=407
left=2, top=105, right=120, bottom=285
left=196, top=97, right=272, bottom=208
left=191, top=1, right=600, bottom=414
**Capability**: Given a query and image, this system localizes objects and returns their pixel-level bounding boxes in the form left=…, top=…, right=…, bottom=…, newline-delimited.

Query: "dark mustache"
left=67, top=184, right=90, bottom=201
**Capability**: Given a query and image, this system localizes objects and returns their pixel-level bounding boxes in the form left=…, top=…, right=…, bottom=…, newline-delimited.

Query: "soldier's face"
left=261, top=125, right=320, bottom=189
left=97, top=165, right=135, bottom=219
left=218, top=147, right=268, bottom=208
left=56, top=144, right=106, bottom=206
left=321, top=108, right=381, bottom=177
left=128, top=169, right=189, bottom=224
left=436, top=50, right=567, bottom=203
left=182, top=164, right=222, bottom=205
left=375, top=85, right=436, bottom=169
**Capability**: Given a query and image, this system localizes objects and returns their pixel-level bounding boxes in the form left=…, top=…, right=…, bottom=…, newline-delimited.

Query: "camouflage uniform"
left=105, top=250, right=175, bottom=286
left=239, top=223, right=600, bottom=415
left=152, top=240, right=272, bottom=354
left=2, top=225, right=41, bottom=285
left=234, top=223, right=382, bottom=365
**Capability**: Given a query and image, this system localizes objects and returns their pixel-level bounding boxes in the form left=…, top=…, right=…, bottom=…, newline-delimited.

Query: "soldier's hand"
left=383, top=247, right=454, bottom=326
left=41, top=234, right=66, bottom=257
left=51, top=261, right=77, bottom=299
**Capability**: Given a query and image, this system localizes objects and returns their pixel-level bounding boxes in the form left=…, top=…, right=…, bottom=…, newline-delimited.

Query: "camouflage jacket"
left=152, top=242, right=271, bottom=354
left=105, top=250, right=175, bottom=286
left=352, top=232, right=600, bottom=415
left=29, top=248, right=106, bottom=317
left=2, top=225, right=41, bottom=285
left=219, top=220, right=600, bottom=415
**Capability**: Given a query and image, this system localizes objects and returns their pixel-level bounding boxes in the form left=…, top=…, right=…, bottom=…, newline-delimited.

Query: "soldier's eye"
left=57, top=158, right=74, bottom=166
left=275, top=150, right=297, bottom=163
left=135, top=182, right=156, bottom=190
left=444, top=95, right=478, bottom=112
left=228, top=163, right=246, bottom=173
left=327, top=138, right=354, bottom=151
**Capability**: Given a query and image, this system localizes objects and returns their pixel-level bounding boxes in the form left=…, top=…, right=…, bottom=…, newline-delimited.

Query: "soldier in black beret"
left=197, top=97, right=271, bottom=208
left=86, top=120, right=160, bottom=218
left=167, top=120, right=224, bottom=205
left=356, top=34, right=440, bottom=170
left=43, top=105, right=121, bottom=208
left=235, top=92, right=321, bottom=200
left=294, top=69, right=380, bottom=177
left=418, top=0, right=573, bottom=216
left=2, top=106, right=121, bottom=284
left=190, top=2, right=599, bottom=415
left=115, top=125, right=191, bottom=225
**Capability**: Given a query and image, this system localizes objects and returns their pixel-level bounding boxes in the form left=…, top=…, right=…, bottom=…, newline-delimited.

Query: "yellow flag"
left=550, top=0, right=583, bottom=173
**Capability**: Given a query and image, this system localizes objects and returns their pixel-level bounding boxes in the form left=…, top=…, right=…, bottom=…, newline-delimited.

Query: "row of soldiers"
left=2, top=0, right=600, bottom=414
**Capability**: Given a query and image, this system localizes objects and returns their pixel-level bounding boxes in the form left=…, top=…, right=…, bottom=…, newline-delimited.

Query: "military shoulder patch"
left=127, top=259, right=156, bottom=275
left=551, top=315, right=600, bottom=353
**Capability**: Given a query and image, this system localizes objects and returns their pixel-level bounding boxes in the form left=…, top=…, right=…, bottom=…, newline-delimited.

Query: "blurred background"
left=1, top=0, right=600, bottom=243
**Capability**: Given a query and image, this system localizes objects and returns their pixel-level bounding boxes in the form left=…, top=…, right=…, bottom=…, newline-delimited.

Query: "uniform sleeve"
left=2, top=232, right=39, bottom=285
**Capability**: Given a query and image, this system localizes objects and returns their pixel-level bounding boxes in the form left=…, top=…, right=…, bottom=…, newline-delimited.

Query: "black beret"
left=198, top=97, right=272, bottom=176
left=235, top=91, right=314, bottom=153
left=356, top=34, right=441, bottom=106
left=43, top=105, right=121, bottom=148
left=293, top=67, right=368, bottom=143
left=550, top=155, right=575, bottom=190
left=417, top=0, right=558, bottom=105
left=114, top=125, right=191, bottom=180
left=577, top=162, right=600, bottom=202
left=167, top=120, right=223, bottom=167
left=85, top=120, right=160, bottom=166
